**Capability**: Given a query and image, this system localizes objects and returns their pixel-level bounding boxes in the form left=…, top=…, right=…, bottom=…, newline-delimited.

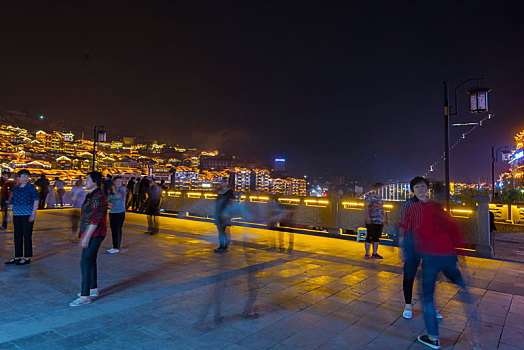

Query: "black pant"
left=81, top=236, right=104, bottom=296
left=57, top=189, right=65, bottom=207
left=216, top=219, right=230, bottom=249
left=13, top=215, right=34, bottom=258
left=147, top=213, right=159, bottom=234
left=110, top=212, right=125, bottom=249
left=402, top=234, right=421, bottom=304
left=38, top=192, right=48, bottom=209
left=131, top=194, right=139, bottom=211
left=1, top=201, right=8, bottom=228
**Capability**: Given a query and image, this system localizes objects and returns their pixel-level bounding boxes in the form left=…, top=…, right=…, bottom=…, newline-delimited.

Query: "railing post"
left=475, top=195, right=493, bottom=257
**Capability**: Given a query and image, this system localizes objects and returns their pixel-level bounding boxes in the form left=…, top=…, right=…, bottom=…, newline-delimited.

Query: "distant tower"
left=274, top=158, right=286, bottom=172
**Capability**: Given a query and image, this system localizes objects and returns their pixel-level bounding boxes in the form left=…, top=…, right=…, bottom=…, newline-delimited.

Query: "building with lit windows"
left=286, top=178, right=307, bottom=196
left=252, top=169, right=270, bottom=192
left=507, top=129, right=524, bottom=190
left=270, top=178, right=286, bottom=194
left=172, top=166, right=199, bottom=190
left=229, top=167, right=251, bottom=192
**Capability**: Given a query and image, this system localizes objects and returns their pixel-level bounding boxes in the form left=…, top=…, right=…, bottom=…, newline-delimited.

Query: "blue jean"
left=402, top=233, right=420, bottom=304
left=81, top=236, right=105, bottom=296
left=421, top=254, right=469, bottom=338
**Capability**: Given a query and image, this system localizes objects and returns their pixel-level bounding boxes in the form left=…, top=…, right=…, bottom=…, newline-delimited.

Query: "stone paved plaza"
left=0, top=210, right=523, bottom=349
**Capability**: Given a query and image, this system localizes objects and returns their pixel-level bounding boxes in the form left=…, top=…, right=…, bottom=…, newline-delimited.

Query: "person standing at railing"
left=146, top=178, right=162, bottom=235
left=54, top=176, right=65, bottom=208
left=0, top=171, right=15, bottom=230
left=363, top=183, right=385, bottom=259
left=214, top=179, right=234, bottom=253
left=34, top=174, right=49, bottom=209
left=125, top=177, right=135, bottom=210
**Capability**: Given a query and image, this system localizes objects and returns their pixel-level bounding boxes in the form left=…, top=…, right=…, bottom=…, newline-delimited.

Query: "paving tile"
left=0, top=211, right=521, bottom=349
left=500, top=325, right=522, bottom=347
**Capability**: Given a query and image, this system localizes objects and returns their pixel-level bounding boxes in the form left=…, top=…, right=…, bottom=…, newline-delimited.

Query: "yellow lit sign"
left=342, top=202, right=364, bottom=210
left=187, top=192, right=202, bottom=198
left=278, top=198, right=300, bottom=205
left=204, top=193, right=217, bottom=199
left=249, top=196, right=270, bottom=203
left=304, top=199, right=329, bottom=207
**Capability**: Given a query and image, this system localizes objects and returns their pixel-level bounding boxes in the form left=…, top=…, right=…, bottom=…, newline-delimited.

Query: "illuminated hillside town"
left=0, top=116, right=306, bottom=196
left=499, top=128, right=524, bottom=190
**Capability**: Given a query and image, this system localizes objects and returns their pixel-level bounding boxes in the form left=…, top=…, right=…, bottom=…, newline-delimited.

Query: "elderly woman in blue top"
left=5, top=169, right=39, bottom=265
left=107, top=176, right=126, bottom=254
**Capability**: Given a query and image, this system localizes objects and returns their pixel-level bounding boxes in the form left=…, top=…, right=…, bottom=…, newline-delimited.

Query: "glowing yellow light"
left=249, top=196, right=269, bottom=203
left=304, top=199, right=329, bottom=207
left=204, top=193, right=217, bottom=199
left=456, top=247, right=476, bottom=252
left=451, top=209, right=473, bottom=214
left=384, top=204, right=393, bottom=209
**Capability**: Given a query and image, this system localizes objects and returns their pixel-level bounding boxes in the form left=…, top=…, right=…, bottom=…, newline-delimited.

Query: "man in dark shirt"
left=0, top=171, right=14, bottom=229
left=102, top=174, right=113, bottom=197
left=146, top=179, right=162, bottom=235
left=214, top=180, right=234, bottom=253
left=138, top=176, right=150, bottom=212
left=69, top=171, right=107, bottom=307
left=125, top=177, right=135, bottom=209
left=34, top=174, right=49, bottom=209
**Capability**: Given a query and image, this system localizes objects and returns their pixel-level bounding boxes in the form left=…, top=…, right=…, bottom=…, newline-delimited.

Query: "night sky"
left=1, top=1, right=523, bottom=184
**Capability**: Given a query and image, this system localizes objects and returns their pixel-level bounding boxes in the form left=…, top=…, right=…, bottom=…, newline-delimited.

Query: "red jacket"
left=415, top=202, right=463, bottom=256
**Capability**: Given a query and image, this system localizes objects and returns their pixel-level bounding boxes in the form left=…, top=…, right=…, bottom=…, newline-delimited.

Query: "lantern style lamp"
left=466, top=87, right=491, bottom=113
left=97, top=127, right=107, bottom=142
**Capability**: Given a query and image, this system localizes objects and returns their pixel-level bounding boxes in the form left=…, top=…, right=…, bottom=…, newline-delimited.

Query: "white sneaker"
left=436, top=311, right=443, bottom=319
left=403, top=308, right=413, bottom=319
left=77, top=288, right=99, bottom=298
left=69, top=296, right=91, bottom=307
left=107, top=248, right=120, bottom=254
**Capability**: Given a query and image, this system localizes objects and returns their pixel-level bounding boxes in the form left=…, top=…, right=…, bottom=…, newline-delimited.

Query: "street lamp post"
left=92, top=125, right=107, bottom=171
left=442, top=78, right=490, bottom=212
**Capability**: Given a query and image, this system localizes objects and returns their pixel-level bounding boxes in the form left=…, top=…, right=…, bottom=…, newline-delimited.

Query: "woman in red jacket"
left=414, top=184, right=477, bottom=349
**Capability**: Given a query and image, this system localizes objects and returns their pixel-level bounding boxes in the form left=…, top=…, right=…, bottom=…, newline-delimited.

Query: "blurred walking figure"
left=131, top=177, right=141, bottom=212
left=1, top=171, right=15, bottom=229
left=70, top=177, right=85, bottom=242
left=69, top=171, right=107, bottom=307
left=415, top=183, right=478, bottom=349
left=54, top=176, right=65, bottom=208
left=398, top=177, right=443, bottom=321
left=138, top=176, right=150, bottom=212
left=267, top=199, right=295, bottom=252
left=146, top=179, right=162, bottom=235
left=4, top=170, right=39, bottom=265
left=102, top=174, right=112, bottom=197
left=214, top=179, right=234, bottom=253
left=242, top=232, right=260, bottom=319
left=363, top=183, right=384, bottom=259
left=108, top=176, right=126, bottom=253
left=34, top=174, right=49, bottom=209
left=125, top=177, right=135, bottom=210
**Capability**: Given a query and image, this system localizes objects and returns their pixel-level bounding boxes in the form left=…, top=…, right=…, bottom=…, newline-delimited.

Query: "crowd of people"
left=0, top=169, right=477, bottom=348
